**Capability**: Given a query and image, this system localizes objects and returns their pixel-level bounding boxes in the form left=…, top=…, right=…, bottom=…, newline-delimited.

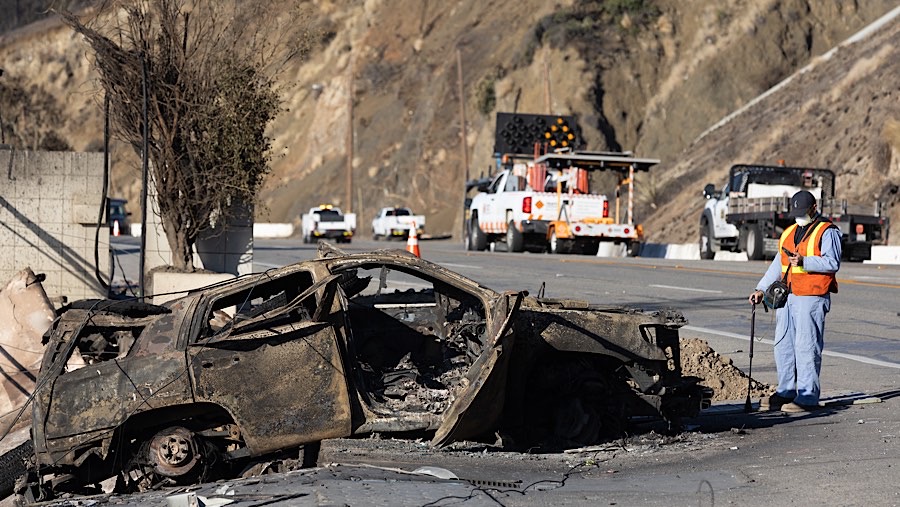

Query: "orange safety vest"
left=779, top=220, right=838, bottom=296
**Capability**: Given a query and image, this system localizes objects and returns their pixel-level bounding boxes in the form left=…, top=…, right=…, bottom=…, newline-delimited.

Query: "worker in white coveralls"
left=748, top=190, right=842, bottom=413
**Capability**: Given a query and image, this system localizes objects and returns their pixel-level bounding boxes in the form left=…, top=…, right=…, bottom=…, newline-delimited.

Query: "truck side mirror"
left=703, top=183, right=717, bottom=199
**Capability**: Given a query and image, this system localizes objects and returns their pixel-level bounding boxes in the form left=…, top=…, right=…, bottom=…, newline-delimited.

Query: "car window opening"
left=202, top=271, right=317, bottom=338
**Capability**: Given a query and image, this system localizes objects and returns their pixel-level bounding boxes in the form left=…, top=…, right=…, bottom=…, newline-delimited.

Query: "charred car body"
left=20, top=246, right=711, bottom=499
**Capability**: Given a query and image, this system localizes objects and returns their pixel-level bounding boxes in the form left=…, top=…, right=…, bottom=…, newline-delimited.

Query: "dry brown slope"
left=1, top=1, right=896, bottom=241
left=642, top=13, right=900, bottom=244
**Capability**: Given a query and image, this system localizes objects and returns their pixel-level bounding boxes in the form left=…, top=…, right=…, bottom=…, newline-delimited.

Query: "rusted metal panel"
left=190, top=324, right=352, bottom=456
left=526, top=306, right=678, bottom=362
left=432, top=292, right=523, bottom=446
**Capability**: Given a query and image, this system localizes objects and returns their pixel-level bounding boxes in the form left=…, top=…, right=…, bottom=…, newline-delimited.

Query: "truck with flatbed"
left=371, top=207, right=425, bottom=240
left=466, top=112, right=659, bottom=255
left=700, top=164, right=889, bottom=261
left=301, top=204, right=356, bottom=244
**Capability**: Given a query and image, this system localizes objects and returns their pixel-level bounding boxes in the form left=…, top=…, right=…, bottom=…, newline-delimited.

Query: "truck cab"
left=301, top=205, right=356, bottom=244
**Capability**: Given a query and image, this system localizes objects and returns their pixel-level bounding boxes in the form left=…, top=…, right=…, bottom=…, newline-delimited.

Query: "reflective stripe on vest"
left=778, top=221, right=838, bottom=296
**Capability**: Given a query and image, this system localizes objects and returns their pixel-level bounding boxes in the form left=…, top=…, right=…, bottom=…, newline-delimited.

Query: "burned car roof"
left=18, top=247, right=710, bottom=501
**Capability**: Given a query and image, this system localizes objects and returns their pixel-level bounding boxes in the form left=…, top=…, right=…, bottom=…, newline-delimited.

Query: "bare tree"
left=63, top=0, right=312, bottom=271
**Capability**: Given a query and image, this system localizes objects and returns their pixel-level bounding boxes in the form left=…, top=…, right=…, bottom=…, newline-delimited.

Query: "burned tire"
left=300, top=441, right=320, bottom=468
left=699, top=218, right=716, bottom=260
left=506, top=220, right=524, bottom=253
left=522, top=355, right=628, bottom=447
left=0, top=440, right=32, bottom=500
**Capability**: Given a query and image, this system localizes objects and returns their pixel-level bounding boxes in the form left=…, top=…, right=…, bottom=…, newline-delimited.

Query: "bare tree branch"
left=61, top=0, right=313, bottom=270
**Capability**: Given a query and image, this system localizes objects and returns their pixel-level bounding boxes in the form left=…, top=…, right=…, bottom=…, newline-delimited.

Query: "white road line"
left=441, top=263, right=483, bottom=270
left=649, top=284, right=722, bottom=294
left=684, top=325, right=900, bottom=369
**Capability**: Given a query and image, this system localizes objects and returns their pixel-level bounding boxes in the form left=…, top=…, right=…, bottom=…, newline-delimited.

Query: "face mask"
left=795, top=215, right=812, bottom=227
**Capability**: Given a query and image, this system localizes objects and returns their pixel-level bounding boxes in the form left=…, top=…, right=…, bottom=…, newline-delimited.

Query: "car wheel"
left=468, top=218, right=487, bottom=251
left=147, top=427, right=203, bottom=479
left=745, top=225, right=764, bottom=260
left=699, top=218, right=716, bottom=260
left=0, top=440, right=32, bottom=500
left=506, top=220, right=524, bottom=252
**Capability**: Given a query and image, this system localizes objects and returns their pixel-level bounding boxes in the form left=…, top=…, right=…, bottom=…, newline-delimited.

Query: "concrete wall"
left=142, top=181, right=253, bottom=289
left=0, top=149, right=108, bottom=302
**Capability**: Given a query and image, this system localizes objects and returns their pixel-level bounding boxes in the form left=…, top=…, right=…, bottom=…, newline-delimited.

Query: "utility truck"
left=466, top=112, right=659, bottom=255
left=371, top=206, right=425, bottom=240
left=700, top=164, right=889, bottom=261
left=301, top=204, right=356, bottom=244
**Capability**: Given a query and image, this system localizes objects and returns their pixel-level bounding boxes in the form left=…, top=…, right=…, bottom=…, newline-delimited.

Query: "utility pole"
left=456, top=49, right=470, bottom=243
left=543, top=55, right=551, bottom=114
left=456, top=49, right=469, bottom=182
left=0, top=68, right=5, bottom=144
left=346, top=59, right=354, bottom=213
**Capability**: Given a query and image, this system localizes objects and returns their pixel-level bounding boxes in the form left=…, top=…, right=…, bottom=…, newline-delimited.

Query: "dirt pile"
left=680, top=337, right=773, bottom=402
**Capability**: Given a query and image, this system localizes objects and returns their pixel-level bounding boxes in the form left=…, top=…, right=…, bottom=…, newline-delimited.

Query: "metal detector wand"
left=744, top=302, right=757, bottom=413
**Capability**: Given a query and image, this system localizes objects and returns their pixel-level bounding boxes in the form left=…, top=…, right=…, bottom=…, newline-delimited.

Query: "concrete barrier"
left=253, top=223, right=295, bottom=239
left=596, top=242, right=627, bottom=257
left=151, top=272, right=236, bottom=305
left=712, top=250, right=749, bottom=262
left=130, top=223, right=295, bottom=239
left=865, top=246, right=900, bottom=265
left=666, top=243, right=702, bottom=260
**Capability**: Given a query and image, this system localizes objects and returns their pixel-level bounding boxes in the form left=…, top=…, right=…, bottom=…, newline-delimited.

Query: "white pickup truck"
left=301, top=205, right=356, bottom=243
left=371, top=207, right=425, bottom=240
left=700, top=164, right=888, bottom=261
left=466, top=151, right=658, bottom=255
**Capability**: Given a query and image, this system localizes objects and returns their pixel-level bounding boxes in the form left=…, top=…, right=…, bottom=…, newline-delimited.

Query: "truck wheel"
left=745, top=225, right=764, bottom=260
left=627, top=241, right=642, bottom=257
left=699, top=219, right=716, bottom=260
left=549, top=231, right=571, bottom=254
left=467, top=218, right=487, bottom=251
left=506, top=220, right=524, bottom=252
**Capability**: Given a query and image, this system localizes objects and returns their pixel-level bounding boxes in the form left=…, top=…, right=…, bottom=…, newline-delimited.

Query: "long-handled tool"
left=744, top=302, right=758, bottom=413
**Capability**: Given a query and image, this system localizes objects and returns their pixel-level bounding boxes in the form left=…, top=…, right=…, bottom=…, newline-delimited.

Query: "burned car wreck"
left=18, top=246, right=711, bottom=499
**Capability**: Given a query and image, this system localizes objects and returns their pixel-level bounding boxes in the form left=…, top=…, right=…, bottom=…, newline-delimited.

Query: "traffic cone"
left=406, top=221, right=421, bottom=257
left=112, top=220, right=120, bottom=237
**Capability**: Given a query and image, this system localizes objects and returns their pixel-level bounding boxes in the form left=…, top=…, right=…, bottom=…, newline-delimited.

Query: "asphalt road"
left=101, top=236, right=900, bottom=506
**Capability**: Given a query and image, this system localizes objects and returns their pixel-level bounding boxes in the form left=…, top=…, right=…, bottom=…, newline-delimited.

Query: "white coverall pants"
left=774, top=292, right=829, bottom=405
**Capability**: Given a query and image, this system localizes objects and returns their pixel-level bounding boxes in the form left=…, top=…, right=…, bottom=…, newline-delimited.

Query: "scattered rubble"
left=680, top=337, right=774, bottom=401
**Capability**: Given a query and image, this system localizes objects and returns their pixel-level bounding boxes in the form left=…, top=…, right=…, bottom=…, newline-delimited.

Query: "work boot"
left=781, top=402, right=821, bottom=413
left=759, top=393, right=793, bottom=412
